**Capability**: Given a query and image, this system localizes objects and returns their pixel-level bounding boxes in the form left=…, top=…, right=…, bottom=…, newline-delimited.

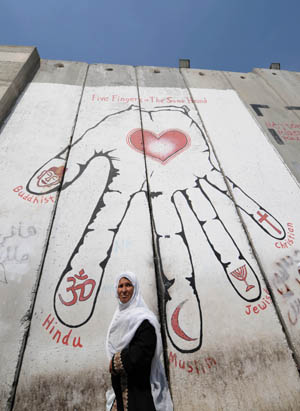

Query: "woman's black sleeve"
left=121, top=320, right=156, bottom=375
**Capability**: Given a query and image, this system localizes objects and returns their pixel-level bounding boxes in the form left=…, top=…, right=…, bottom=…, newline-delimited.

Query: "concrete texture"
left=137, top=65, right=185, bottom=88
left=182, top=67, right=300, bottom=184
left=85, top=63, right=136, bottom=87
left=33, top=59, right=88, bottom=86
left=191, top=85, right=300, bottom=360
left=138, top=69, right=300, bottom=410
left=0, top=46, right=40, bottom=128
left=181, top=67, right=232, bottom=89
left=13, top=65, right=161, bottom=411
left=0, top=63, right=86, bottom=410
left=224, top=70, right=300, bottom=182
left=1, top=47, right=300, bottom=410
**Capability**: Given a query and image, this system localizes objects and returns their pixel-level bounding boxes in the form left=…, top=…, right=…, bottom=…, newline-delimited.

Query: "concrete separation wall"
left=0, top=46, right=40, bottom=128
left=0, top=57, right=88, bottom=410
left=1, top=48, right=300, bottom=410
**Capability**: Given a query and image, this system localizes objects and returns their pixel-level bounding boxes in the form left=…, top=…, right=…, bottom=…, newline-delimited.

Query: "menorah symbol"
left=230, top=264, right=255, bottom=292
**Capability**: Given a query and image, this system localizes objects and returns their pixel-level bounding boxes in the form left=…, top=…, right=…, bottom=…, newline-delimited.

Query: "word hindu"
left=91, top=94, right=207, bottom=105
left=42, top=313, right=83, bottom=348
left=169, top=351, right=217, bottom=376
left=13, top=186, right=56, bottom=205
left=245, top=288, right=272, bottom=316
left=275, top=223, right=295, bottom=249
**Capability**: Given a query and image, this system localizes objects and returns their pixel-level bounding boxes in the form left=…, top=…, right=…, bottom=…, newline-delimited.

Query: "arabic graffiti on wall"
left=0, top=223, right=37, bottom=284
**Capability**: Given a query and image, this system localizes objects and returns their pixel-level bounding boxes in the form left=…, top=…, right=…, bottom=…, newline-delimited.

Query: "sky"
left=1, top=0, right=300, bottom=73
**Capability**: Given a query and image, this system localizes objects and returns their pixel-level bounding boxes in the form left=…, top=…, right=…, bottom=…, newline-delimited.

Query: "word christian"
left=91, top=94, right=207, bottom=105
left=13, top=186, right=56, bottom=205
left=42, top=313, right=83, bottom=348
left=169, top=351, right=217, bottom=376
left=275, top=223, right=295, bottom=249
left=245, top=288, right=272, bottom=316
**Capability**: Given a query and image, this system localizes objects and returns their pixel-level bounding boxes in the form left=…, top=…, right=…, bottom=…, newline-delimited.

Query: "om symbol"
left=58, top=269, right=96, bottom=306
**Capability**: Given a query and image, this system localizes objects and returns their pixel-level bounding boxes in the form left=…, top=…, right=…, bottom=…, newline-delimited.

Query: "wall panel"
left=13, top=65, right=161, bottom=411
left=190, top=86, right=300, bottom=370
left=0, top=65, right=86, bottom=409
left=136, top=67, right=300, bottom=409
left=1, top=58, right=300, bottom=411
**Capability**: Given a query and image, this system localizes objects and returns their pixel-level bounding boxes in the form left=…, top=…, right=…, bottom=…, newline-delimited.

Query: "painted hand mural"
left=27, top=104, right=286, bottom=353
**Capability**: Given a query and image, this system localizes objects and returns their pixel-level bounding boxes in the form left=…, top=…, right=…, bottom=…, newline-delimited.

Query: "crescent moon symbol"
left=171, top=299, right=197, bottom=341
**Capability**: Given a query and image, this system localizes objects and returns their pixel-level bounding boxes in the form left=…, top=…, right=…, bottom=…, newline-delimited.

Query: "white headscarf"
left=106, top=272, right=173, bottom=411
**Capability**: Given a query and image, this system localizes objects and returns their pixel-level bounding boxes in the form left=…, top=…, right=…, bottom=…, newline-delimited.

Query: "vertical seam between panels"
left=179, top=68, right=300, bottom=371
left=254, top=70, right=300, bottom=123
left=7, top=64, right=90, bottom=411
left=134, top=67, right=171, bottom=385
left=224, top=71, right=300, bottom=188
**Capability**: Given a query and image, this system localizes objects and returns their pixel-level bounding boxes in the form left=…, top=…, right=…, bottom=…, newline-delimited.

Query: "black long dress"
left=111, top=319, right=157, bottom=411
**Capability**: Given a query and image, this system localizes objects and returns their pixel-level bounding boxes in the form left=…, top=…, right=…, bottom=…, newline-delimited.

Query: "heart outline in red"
left=127, top=128, right=190, bottom=164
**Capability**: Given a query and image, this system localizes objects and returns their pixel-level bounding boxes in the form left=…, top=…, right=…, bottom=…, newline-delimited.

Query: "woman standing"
left=106, top=272, right=173, bottom=411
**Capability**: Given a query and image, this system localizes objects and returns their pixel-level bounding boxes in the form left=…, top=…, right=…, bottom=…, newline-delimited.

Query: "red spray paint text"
left=169, top=351, right=217, bottom=376
left=245, top=288, right=272, bottom=316
left=265, top=121, right=300, bottom=140
left=275, top=223, right=295, bottom=249
left=91, top=94, right=207, bottom=105
left=13, top=186, right=55, bottom=205
left=42, top=313, right=83, bottom=348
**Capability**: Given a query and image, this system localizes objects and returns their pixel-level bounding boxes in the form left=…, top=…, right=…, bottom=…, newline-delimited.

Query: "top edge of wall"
left=0, top=45, right=37, bottom=54
left=85, top=64, right=136, bottom=87
left=137, top=66, right=185, bottom=88
left=253, top=67, right=300, bottom=74
left=0, top=45, right=40, bottom=126
left=33, top=59, right=88, bottom=86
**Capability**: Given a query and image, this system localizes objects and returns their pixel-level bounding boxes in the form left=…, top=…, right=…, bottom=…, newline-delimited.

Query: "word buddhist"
left=13, top=186, right=55, bottom=205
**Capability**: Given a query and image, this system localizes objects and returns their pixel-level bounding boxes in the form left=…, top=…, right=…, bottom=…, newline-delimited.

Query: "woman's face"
left=117, top=277, right=134, bottom=304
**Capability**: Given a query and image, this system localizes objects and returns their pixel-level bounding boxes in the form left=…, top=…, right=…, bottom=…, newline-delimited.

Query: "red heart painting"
left=127, top=129, right=190, bottom=164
